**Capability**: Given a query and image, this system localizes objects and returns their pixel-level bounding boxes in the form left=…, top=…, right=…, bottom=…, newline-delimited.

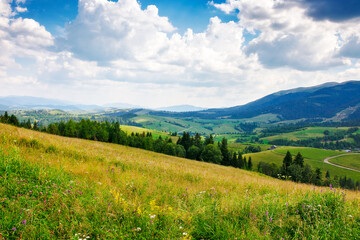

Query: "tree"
left=205, top=134, right=214, bottom=145
left=175, top=145, right=186, bottom=158
left=33, top=121, right=40, bottom=131
left=243, top=156, right=247, bottom=169
left=237, top=153, right=244, bottom=169
left=220, top=137, right=230, bottom=166
left=301, top=164, right=314, bottom=183
left=325, top=170, right=330, bottom=179
left=194, top=133, right=203, bottom=148
left=283, top=151, right=293, bottom=174
left=288, top=164, right=303, bottom=182
left=230, top=152, right=237, bottom=167
left=164, top=143, right=176, bottom=156
left=314, top=168, right=322, bottom=186
left=10, top=115, right=20, bottom=126
left=200, top=144, right=222, bottom=164
left=187, top=145, right=201, bottom=160
left=25, top=119, right=32, bottom=129
left=294, top=152, right=304, bottom=167
left=248, top=156, right=253, bottom=170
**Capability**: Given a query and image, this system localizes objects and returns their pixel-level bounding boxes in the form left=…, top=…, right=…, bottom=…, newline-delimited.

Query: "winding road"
left=323, top=153, right=360, bottom=173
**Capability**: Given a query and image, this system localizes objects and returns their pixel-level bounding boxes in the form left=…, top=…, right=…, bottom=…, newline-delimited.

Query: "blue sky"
left=13, top=0, right=238, bottom=35
left=1, top=0, right=360, bottom=107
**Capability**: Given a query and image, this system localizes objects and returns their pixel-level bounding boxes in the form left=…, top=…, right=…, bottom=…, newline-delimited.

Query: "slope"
left=0, top=124, right=359, bottom=239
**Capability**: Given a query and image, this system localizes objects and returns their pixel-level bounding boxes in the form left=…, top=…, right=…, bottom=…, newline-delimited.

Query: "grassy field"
left=1, top=123, right=360, bottom=239
left=261, top=127, right=353, bottom=142
left=244, top=147, right=360, bottom=182
left=329, top=154, right=360, bottom=171
left=120, top=125, right=178, bottom=142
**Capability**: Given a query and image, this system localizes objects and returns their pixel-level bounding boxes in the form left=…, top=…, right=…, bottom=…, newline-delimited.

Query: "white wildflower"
left=179, top=226, right=183, bottom=229
left=183, top=232, right=188, bottom=236
left=150, top=214, right=156, bottom=219
left=348, top=215, right=353, bottom=218
left=136, top=227, right=141, bottom=232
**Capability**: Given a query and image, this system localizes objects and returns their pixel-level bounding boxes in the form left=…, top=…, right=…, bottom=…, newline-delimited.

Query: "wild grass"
left=0, top=123, right=360, bottom=239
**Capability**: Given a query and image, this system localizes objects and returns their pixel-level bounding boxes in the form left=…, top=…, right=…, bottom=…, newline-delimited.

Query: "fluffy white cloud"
left=1, top=0, right=360, bottom=108
left=212, top=0, right=359, bottom=70
left=64, top=0, right=175, bottom=61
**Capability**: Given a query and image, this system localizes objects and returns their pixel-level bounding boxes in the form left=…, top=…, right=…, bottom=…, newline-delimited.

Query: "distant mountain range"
left=0, top=96, right=205, bottom=113
left=150, top=80, right=360, bottom=122
left=156, top=105, right=206, bottom=112
left=2, top=81, right=360, bottom=122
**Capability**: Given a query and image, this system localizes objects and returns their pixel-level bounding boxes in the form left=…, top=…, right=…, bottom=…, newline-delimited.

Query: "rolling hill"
left=1, top=124, right=360, bottom=238
left=150, top=81, right=360, bottom=122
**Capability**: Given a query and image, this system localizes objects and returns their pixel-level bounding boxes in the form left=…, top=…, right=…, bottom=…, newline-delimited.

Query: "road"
left=323, top=153, right=360, bottom=173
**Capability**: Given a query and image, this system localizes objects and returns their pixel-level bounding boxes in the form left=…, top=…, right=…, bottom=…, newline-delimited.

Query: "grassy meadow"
left=329, top=154, right=360, bottom=171
left=261, top=127, right=354, bottom=142
left=119, top=125, right=178, bottom=142
left=1, top=123, right=360, bottom=239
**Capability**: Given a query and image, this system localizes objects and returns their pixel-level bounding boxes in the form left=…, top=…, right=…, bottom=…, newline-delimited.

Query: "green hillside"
left=1, top=124, right=360, bottom=239
left=261, top=127, right=354, bottom=141
left=329, top=154, right=360, bottom=171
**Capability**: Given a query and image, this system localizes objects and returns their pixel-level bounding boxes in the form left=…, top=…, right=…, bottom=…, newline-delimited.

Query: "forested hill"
left=149, top=81, right=360, bottom=121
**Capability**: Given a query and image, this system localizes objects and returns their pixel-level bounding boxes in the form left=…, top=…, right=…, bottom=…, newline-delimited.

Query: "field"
left=261, top=127, right=352, bottom=142
left=1, top=123, right=360, bottom=239
left=329, top=154, right=360, bottom=171
left=120, top=125, right=178, bottom=142
left=244, top=147, right=360, bottom=182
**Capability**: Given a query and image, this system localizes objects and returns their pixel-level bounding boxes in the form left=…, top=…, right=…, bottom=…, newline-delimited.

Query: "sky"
left=1, top=0, right=360, bottom=108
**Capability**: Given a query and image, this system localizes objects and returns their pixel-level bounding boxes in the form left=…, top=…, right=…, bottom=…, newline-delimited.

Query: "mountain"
left=156, top=105, right=206, bottom=112
left=0, top=96, right=102, bottom=111
left=149, top=81, right=360, bottom=121
left=103, top=102, right=142, bottom=109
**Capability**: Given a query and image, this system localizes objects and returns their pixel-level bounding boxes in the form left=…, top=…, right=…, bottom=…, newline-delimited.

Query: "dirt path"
left=324, top=153, right=360, bottom=173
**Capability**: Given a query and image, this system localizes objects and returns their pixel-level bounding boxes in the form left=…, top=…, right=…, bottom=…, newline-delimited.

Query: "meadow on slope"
left=0, top=123, right=360, bottom=239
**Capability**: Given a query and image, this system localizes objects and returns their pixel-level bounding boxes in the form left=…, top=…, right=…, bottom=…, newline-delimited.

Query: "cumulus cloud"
left=1, top=0, right=360, bottom=108
left=212, top=0, right=360, bottom=70
left=63, top=0, right=176, bottom=61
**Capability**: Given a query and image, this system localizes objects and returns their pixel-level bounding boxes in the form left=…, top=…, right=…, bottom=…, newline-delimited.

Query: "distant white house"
left=271, top=145, right=277, bottom=150
left=345, top=149, right=352, bottom=153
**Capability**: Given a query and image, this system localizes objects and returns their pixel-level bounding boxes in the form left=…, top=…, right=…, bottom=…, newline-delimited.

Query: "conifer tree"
left=248, top=156, right=253, bottom=170
left=33, top=121, right=40, bottom=131
left=283, top=151, right=293, bottom=174
left=230, top=152, right=237, bottom=167
left=325, top=170, right=330, bottom=179
left=205, top=134, right=214, bottom=145
left=294, top=152, right=304, bottom=167
left=220, top=137, right=230, bottom=166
